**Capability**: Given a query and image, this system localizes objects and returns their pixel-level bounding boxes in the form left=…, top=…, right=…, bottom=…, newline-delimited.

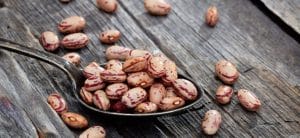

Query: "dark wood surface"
left=0, top=0, right=299, bottom=137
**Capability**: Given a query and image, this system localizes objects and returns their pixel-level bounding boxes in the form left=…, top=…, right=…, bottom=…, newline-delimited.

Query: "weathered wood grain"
left=259, top=0, right=300, bottom=34
left=0, top=0, right=299, bottom=137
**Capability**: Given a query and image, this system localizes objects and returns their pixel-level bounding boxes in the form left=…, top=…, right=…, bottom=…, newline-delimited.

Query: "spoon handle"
left=0, top=38, right=83, bottom=92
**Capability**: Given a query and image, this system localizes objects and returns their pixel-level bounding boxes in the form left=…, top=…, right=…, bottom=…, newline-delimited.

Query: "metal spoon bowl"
left=0, top=38, right=203, bottom=117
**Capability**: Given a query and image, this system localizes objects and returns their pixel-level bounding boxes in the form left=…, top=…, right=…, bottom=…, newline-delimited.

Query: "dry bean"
left=96, top=0, right=118, bottom=13
left=123, top=57, right=148, bottom=73
left=149, top=83, right=166, bottom=104
left=201, top=110, right=222, bottom=135
left=121, top=87, right=147, bottom=108
left=100, top=69, right=127, bottom=83
left=39, top=31, right=59, bottom=52
left=111, top=101, right=128, bottom=113
left=147, top=56, right=166, bottom=78
left=106, top=59, right=123, bottom=71
left=61, top=33, right=89, bottom=49
left=205, top=6, right=218, bottom=27
left=127, top=72, right=154, bottom=88
left=215, top=85, right=233, bottom=104
left=47, top=93, right=68, bottom=114
left=80, top=87, right=93, bottom=105
left=83, top=62, right=105, bottom=78
left=127, top=49, right=152, bottom=60
left=105, top=83, right=128, bottom=100
left=84, top=74, right=106, bottom=92
left=79, top=126, right=106, bottom=138
left=165, top=87, right=178, bottom=97
left=99, top=29, right=121, bottom=44
left=162, top=60, right=177, bottom=85
left=135, top=102, right=158, bottom=113
left=58, top=16, right=86, bottom=33
left=237, top=89, right=261, bottom=111
left=61, top=112, right=88, bottom=129
left=172, top=79, right=198, bottom=100
left=215, top=60, right=239, bottom=84
left=159, top=97, right=185, bottom=111
left=93, top=90, right=110, bottom=111
left=62, top=53, right=81, bottom=66
left=144, top=0, right=171, bottom=16
left=106, top=46, right=132, bottom=60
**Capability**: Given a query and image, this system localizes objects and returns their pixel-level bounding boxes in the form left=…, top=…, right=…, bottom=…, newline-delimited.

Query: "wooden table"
left=0, top=0, right=299, bottom=137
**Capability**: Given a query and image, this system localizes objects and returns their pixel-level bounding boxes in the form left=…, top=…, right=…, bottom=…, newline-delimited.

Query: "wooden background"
left=0, top=0, right=299, bottom=137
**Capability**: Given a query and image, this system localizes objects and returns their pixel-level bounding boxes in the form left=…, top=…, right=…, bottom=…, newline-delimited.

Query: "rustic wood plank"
left=0, top=0, right=299, bottom=137
left=258, top=0, right=300, bottom=34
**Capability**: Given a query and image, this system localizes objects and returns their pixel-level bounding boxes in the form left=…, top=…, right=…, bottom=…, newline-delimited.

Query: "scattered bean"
left=61, top=33, right=89, bottom=49
left=205, top=6, right=218, bottom=27
left=237, top=89, right=261, bottom=111
left=144, top=0, right=171, bottom=16
left=201, top=110, right=222, bottom=135
left=47, top=93, right=68, bottom=114
left=215, top=60, right=239, bottom=84
left=79, top=126, right=106, bottom=138
left=106, top=45, right=132, bottom=60
left=39, top=31, right=59, bottom=52
left=62, top=52, right=81, bottom=66
left=58, top=16, right=86, bottom=33
left=96, top=0, right=118, bottom=13
left=61, top=112, right=88, bottom=129
left=215, top=85, right=233, bottom=104
left=99, top=29, right=121, bottom=44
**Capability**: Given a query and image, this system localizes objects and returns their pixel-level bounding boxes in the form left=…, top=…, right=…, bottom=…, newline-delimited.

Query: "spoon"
left=0, top=38, right=203, bottom=117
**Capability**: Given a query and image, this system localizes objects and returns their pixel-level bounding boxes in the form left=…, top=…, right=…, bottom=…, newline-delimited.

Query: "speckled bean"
left=93, top=90, right=110, bottom=111
left=144, top=0, right=171, bottom=16
left=47, top=93, right=68, bottom=114
left=237, top=89, right=261, bottom=111
left=111, top=101, right=128, bottom=113
left=127, top=49, right=152, bottom=60
left=121, top=87, right=147, bottom=108
left=84, top=74, right=105, bottom=92
left=162, top=60, right=177, bottom=85
left=61, top=112, right=88, bottom=129
left=58, top=16, right=86, bottom=33
left=215, top=85, right=233, bottom=104
left=106, top=59, right=123, bottom=71
left=105, top=83, right=128, bottom=100
left=158, top=97, right=185, bottom=111
left=135, top=102, right=158, bottom=113
left=61, top=33, right=89, bottom=49
left=201, top=110, right=222, bottom=135
left=215, top=60, right=239, bottom=84
left=79, top=126, right=106, bottom=138
left=147, top=56, right=166, bottom=78
left=100, top=69, right=127, bottom=83
left=127, top=72, right=154, bottom=88
left=99, top=29, right=121, bottom=44
left=165, top=87, right=178, bottom=97
left=105, top=46, right=132, bottom=60
left=149, top=83, right=166, bottom=104
left=172, top=79, right=198, bottom=101
left=39, top=31, right=60, bottom=52
left=62, top=52, right=81, bottom=66
left=123, top=57, right=148, bottom=73
left=80, top=87, right=93, bottom=105
left=96, top=0, right=118, bottom=13
left=83, top=62, right=105, bottom=78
